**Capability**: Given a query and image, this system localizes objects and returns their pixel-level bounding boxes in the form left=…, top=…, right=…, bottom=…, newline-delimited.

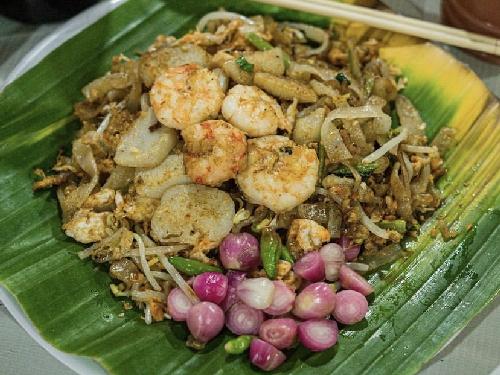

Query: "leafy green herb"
left=335, top=72, right=351, bottom=85
left=235, top=56, right=254, bottom=73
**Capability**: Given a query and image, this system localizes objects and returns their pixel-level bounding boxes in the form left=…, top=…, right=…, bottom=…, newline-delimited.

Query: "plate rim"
left=0, top=285, right=106, bottom=375
left=1, top=0, right=125, bottom=92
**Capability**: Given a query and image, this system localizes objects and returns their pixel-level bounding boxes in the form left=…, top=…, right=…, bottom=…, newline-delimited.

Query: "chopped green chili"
left=279, top=244, right=295, bottom=263
left=378, top=219, right=407, bottom=233
left=224, top=335, right=253, bottom=354
left=168, top=256, right=221, bottom=276
left=260, top=228, right=281, bottom=279
left=332, top=162, right=378, bottom=177
left=245, top=32, right=291, bottom=67
left=246, top=32, right=273, bottom=50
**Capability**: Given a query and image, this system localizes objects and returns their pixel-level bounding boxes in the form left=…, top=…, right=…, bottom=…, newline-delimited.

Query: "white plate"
left=0, top=286, right=106, bottom=375
left=2, top=0, right=124, bottom=90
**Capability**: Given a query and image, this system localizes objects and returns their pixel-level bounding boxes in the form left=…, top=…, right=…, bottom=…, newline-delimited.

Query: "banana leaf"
left=0, top=1, right=498, bottom=374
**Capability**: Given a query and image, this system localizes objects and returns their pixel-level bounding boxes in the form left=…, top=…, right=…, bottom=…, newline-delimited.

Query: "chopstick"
left=252, top=0, right=500, bottom=56
left=308, top=0, right=498, bottom=44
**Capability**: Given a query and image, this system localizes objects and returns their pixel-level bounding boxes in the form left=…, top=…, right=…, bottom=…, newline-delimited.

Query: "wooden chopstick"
left=252, top=0, right=500, bottom=56
left=309, top=0, right=496, bottom=44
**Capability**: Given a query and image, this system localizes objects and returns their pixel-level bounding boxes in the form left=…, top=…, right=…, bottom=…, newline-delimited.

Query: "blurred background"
left=0, top=1, right=498, bottom=375
left=0, top=0, right=98, bottom=23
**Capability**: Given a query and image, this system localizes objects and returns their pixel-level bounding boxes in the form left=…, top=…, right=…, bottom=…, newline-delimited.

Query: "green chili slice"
left=168, top=257, right=221, bottom=276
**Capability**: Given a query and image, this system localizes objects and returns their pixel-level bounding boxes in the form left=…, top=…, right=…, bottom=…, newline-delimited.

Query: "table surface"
left=0, top=0, right=499, bottom=374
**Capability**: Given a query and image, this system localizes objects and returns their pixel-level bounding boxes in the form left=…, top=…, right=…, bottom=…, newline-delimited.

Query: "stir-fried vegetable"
left=378, top=219, right=407, bottom=233
left=169, top=257, right=222, bottom=276
left=260, top=229, right=281, bottom=279
left=246, top=32, right=291, bottom=67
left=225, top=335, right=253, bottom=354
left=279, top=244, right=295, bottom=263
left=246, top=32, right=273, bottom=51
left=331, top=162, right=378, bottom=177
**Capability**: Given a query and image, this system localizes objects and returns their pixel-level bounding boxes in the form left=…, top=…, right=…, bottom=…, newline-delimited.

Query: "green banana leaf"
left=0, top=0, right=498, bottom=374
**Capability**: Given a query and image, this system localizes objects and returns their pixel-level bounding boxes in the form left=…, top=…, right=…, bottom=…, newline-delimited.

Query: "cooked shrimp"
left=236, top=135, right=318, bottom=212
left=150, top=64, right=224, bottom=130
left=222, top=85, right=289, bottom=137
left=182, top=120, right=247, bottom=186
left=151, top=184, right=235, bottom=255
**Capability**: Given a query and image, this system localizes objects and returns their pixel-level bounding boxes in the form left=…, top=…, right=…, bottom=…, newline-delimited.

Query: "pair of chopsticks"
left=253, top=0, right=500, bottom=56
